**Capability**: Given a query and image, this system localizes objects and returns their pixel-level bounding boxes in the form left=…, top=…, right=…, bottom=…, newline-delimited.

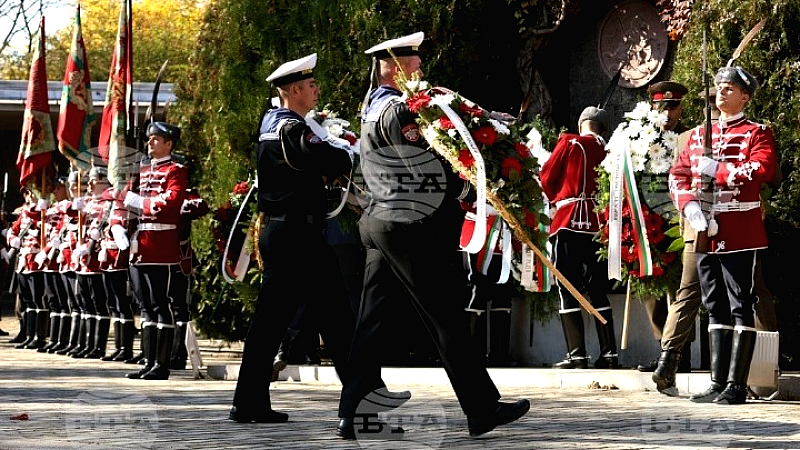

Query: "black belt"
left=265, top=213, right=318, bottom=225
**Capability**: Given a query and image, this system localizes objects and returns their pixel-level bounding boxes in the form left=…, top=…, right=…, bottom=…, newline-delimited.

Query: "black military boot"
left=126, top=325, right=156, bottom=379
left=141, top=326, right=175, bottom=380
left=57, top=313, right=82, bottom=355
left=9, top=311, right=28, bottom=344
left=38, top=312, right=61, bottom=352
left=49, top=313, right=72, bottom=353
left=102, top=320, right=122, bottom=361
left=593, top=309, right=620, bottom=369
left=73, top=316, right=97, bottom=358
left=85, top=317, right=110, bottom=359
left=15, top=310, right=36, bottom=349
left=553, top=311, right=588, bottom=369
left=113, top=321, right=135, bottom=361
left=169, top=322, right=188, bottom=370
left=652, top=350, right=681, bottom=395
left=67, top=315, right=88, bottom=356
left=690, top=327, right=732, bottom=403
left=24, top=310, right=49, bottom=349
left=714, top=329, right=757, bottom=405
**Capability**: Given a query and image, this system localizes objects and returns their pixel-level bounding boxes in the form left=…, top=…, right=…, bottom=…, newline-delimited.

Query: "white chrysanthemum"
left=631, top=138, right=650, bottom=157
left=418, top=81, right=430, bottom=90
left=489, top=118, right=510, bottom=135
left=422, top=126, right=439, bottom=144
left=600, top=152, right=615, bottom=173
left=626, top=119, right=643, bottom=137
left=639, top=124, right=659, bottom=145
left=631, top=154, right=646, bottom=172
left=436, top=93, right=455, bottom=106
left=447, top=129, right=458, bottom=139
left=405, top=80, right=419, bottom=91
left=606, top=132, right=627, bottom=154
left=662, top=130, right=678, bottom=150
left=649, top=142, right=667, bottom=159
left=624, top=101, right=651, bottom=121
left=326, top=123, right=344, bottom=137
left=648, top=156, right=672, bottom=174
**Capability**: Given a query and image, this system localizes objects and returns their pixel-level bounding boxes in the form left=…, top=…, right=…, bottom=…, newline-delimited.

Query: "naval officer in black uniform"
left=336, top=32, right=530, bottom=440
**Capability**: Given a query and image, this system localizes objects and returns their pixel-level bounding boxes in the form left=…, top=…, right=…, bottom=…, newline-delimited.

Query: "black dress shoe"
left=594, top=356, right=620, bottom=369
left=336, top=418, right=356, bottom=440
left=228, top=406, right=288, bottom=423
left=553, top=357, right=588, bottom=369
left=637, top=359, right=658, bottom=372
left=713, top=383, right=747, bottom=405
left=468, top=399, right=531, bottom=437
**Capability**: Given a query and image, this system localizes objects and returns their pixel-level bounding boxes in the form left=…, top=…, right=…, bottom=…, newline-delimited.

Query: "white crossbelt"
left=137, top=223, right=177, bottom=231
left=712, top=201, right=760, bottom=213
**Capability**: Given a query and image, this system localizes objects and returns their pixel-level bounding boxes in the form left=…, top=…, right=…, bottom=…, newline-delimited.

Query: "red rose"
left=458, top=101, right=484, bottom=118
left=343, top=131, right=358, bottom=145
left=661, top=251, right=677, bottom=264
left=472, top=126, right=498, bottom=147
left=651, top=264, right=665, bottom=277
left=438, top=116, right=455, bottom=130
left=407, top=91, right=432, bottom=113
left=515, top=142, right=531, bottom=159
left=500, top=157, right=522, bottom=179
left=523, top=208, right=538, bottom=228
left=233, top=181, right=249, bottom=195
left=621, top=244, right=637, bottom=264
left=458, top=149, right=475, bottom=168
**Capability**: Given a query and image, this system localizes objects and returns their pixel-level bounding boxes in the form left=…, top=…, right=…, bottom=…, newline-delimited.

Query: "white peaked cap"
left=364, top=32, right=424, bottom=58
left=266, top=53, right=317, bottom=86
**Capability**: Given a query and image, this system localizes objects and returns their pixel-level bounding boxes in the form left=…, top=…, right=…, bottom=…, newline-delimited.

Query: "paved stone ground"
left=2, top=322, right=800, bottom=450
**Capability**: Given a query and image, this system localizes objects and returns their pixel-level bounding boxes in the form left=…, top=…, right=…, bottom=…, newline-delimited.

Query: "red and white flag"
left=57, top=4, right=95, bottom=171
left=17, top=16, right=55, bottom=187
left=98, top=0, right=133, bottom=188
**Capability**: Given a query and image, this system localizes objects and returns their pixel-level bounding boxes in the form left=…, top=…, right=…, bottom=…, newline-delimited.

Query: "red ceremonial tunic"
left=40, top=200, right=67, bottom=272
left=99, top=189, right=130, bottom=272
left=76, top=194, right=110, bottom=274
left=58, top=200, right=81, bottom=272
left=669, top=113, right=777, bottom=253
left=539, top=132, right=606, bottom=237
left=8, top=204, right=42, bottom=273
left=125, top=155, right=188, bottom=265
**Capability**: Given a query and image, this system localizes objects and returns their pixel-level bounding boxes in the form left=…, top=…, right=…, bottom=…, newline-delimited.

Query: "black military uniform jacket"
left=257, top=108, right=352, bottom=223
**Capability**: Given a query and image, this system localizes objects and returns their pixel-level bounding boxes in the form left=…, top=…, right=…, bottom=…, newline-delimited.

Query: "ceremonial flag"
left=17, top=17, right=55, bottom=187
left=57, top=4, right=95, bottom=171
left=98, top=0, right=133, bottom=188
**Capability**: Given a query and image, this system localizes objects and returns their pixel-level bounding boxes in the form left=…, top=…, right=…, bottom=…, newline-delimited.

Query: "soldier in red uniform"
left=8, top=188, right=47, bottom=349
left=99, top=184, right=133, bottom=361
left=540, top=106, right=619, bottom=370
left=36, top=178, right=71, bottom=353
left=122, top=121, right=188, bottom=381
left=169, top=188, right=209, bottom=369
left=670, top=66, right=777, bottom=405
left=71, top=167, right=112, bottom=359
left=54, top=171, right=87, bottom=355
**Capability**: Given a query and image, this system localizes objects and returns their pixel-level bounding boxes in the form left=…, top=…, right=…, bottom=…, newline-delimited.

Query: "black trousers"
left=61, top=272, right=79, bottom=313
left=44, top=271, right=65, bottom=313
left=697, top=250, right=759, bottom=328
left=551, top=230, right=611, bottom=313
left=129, top=264, right=175, bottom=325
left=168, top=270, right=191, bottom=324
left=77, top=273, right=108, bottom=316
left=104, top=270, right=133, bottom=321
left=232, top=218, right=356, bottom=413
left=338, top=215, right=500, bottom=419
left=18, top=271, right=45, bottom=310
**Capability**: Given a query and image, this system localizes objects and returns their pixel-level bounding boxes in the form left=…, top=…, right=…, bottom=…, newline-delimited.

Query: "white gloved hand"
left=72, top=197, right=85, bottom=210
left=50, top=236, right=61, bottom=248
left=36, top=199, right=49, bottom=211
left=325, top=136, right=355, bottom=162
left=111, top=224, right=130, bottom=251
left=9, top=237, right=21, bottom=249
left=89, top=228, right=101, bottom=241
left=683, top=201, right=708, bottom=232
left=34, top=251, right=47, bottom=266
left=73, top=244, right=89, bottom=262
left=697, top=156, right=718, bottom=177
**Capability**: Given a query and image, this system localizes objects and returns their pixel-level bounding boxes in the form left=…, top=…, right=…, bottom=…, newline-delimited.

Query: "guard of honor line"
left=1, top=30, right=779, bottom=441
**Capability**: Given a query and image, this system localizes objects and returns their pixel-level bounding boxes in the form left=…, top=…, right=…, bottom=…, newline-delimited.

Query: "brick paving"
left=2, top=322, right=800, bottom=450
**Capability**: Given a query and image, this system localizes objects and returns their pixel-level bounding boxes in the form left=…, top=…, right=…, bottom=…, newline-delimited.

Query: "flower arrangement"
left=595, top=101, right=683, bottom=297
left=306, top=106, right=358, bottom=146
left=401, top=80, right=549, bottom=251
left=212, top=179, right=256, bottom=280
